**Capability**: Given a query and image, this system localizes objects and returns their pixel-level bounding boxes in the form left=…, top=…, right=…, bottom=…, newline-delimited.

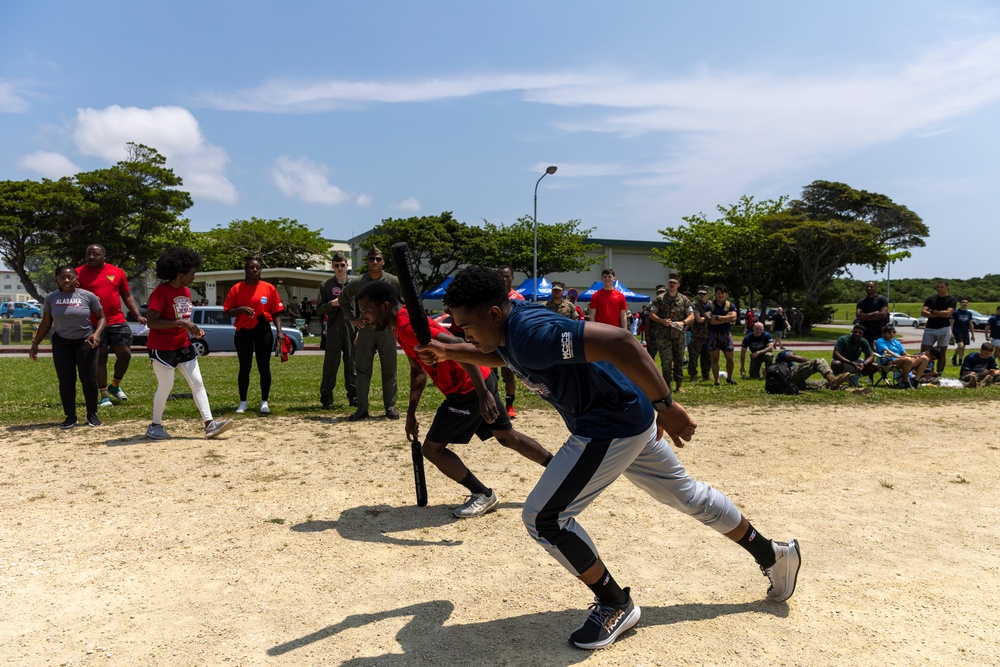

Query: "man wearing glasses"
left=339, top=246, right=402, bottom=420
left=317, top=252, right=357, bottom=410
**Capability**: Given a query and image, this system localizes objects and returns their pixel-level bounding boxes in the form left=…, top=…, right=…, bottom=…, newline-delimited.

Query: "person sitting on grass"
left=959, top=342, right=999, bottom=388
left=739, top=321, right=774, bottom=380
left=874, top=325, right=929, bottom=389
left=831, top=324, right=878, bottom=385
left=773, top=350, right=851, bottom=391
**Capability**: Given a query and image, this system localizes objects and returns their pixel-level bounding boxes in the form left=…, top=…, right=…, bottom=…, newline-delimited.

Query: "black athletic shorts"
left=954, top=330, right=970, bottom=345
left=101, top=322, right=134, bottom=347
left=426, top=373, right=512, bottom=445
left=149, top=345, right=198, bottom=368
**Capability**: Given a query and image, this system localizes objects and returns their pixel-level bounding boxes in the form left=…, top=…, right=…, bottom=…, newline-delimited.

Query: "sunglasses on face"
left=333, top=263, right=347, bottom=268
left=368, top=257, right=384, bottom=262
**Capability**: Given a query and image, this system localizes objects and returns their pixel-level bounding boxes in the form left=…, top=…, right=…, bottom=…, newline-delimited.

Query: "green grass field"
left=827, top=301, right=999, bottom=324
left=0, top=349, right=990, bottom=428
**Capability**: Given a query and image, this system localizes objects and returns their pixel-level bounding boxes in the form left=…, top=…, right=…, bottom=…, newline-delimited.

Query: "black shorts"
left=426, top=373, right=512, bottom=445
left=954, top=329, right=971, bottom=345
left=149, top=345, right=198, bottom=368
left=101, top=322, right=133, bottom=347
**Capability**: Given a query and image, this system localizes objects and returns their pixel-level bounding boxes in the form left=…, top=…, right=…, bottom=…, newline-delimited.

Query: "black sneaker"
left=726, top=378, right=738, bottom=385
left=385, top=407, right=400, bottom=420
left=59, top=416, right=78, bottom=429
left=569, top=588, right=641, bottom=650
left=86, top=413, right=102, bottom=427
left=321, top=402, right=333, bottom=410
left=347, top=409, right=369, bottom=422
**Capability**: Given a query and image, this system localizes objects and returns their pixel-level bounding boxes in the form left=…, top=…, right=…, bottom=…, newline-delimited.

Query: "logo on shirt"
left=106, top=275, right=116, bottom=283
left=561, top=331, right=573, bottom=360
left=261, top=296, right=268, bottom=305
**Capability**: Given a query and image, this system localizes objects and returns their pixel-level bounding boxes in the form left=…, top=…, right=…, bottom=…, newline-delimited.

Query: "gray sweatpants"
left=522, top=422, right=742, bottom=577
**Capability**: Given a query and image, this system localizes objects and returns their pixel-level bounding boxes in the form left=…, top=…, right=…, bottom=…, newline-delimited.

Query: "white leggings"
left=151, top=357, right=213, bottom=424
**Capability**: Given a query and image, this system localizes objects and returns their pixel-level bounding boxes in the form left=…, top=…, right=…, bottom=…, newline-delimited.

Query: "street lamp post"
left=533, top=165, right=558, bottom=302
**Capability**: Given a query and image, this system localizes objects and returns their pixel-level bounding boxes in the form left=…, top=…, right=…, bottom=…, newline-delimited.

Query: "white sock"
left=237, top=401, right=248, bottom=412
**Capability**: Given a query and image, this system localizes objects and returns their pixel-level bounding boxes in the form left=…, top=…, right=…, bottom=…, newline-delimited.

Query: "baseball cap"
left=697, top=288, right=709, bottom=295
left=655, top=284, right=666, bottom=294
left=551, top=281, right=565, bottom=290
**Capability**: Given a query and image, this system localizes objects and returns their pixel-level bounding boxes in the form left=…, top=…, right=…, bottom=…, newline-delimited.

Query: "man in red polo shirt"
left=588, top=268, right=627, bottom=328
left=76, top=244, right=147, bottom=407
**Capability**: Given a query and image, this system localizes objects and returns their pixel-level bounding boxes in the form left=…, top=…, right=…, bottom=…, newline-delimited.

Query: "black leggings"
left=234, top=320, right=274, bottom=401
left=51, top=332, right=99, bottom=417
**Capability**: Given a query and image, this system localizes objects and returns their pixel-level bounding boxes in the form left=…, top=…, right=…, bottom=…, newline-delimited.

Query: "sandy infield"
left=2, top=403, right=998, bottom=666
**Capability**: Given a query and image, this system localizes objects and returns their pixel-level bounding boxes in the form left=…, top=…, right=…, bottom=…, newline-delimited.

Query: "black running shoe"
left=569, top=588, right=641, bottom=650
left=59, top=416, right=78, bottom=429
left=86, top=413, right=102, bottom=427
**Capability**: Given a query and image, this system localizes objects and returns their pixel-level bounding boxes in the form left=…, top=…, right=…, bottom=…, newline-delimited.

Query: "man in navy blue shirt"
left=418, top=266, right=800, bottom=650
left=950, top=299, right=975, bottom=366
left=739, top=321, right=774, bottom=379
left=706, top=285, right=739, bottom=386
left=959, top=342, right=999, bottom=388
left=987, top=307, right=1000, bottom=357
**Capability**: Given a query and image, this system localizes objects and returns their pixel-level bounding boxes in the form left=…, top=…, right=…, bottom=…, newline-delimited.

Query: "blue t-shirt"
left=961, top=352, right=998, bottom=375
left=987, top=315, right=1000, bottom=340
left=874, top=337, right=906, bottom=363
left=775, top=349, right=796, bottom=366
left=741, top=331, right=773, bottom=352
left=707, top=300, right=737, bottom=334
left=951, top=309, right=973, bottom=334
left=497, top=300, right=654, bottom=439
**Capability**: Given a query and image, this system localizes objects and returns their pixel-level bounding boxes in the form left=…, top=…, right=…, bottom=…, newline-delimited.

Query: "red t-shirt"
left=508, top=289, right=525, bottom=301
left=589, top=288, right=627, bottom=326
left=76, top=263, right=130, bottom=325
left=222, top=281, right=284, bottom=330
left=395, top=306, right=489, bottom=397
left=146, top=283, right=193, bottom=350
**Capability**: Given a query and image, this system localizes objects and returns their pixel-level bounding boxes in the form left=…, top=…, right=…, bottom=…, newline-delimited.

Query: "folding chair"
left=871, top=362, right=904, bottom=388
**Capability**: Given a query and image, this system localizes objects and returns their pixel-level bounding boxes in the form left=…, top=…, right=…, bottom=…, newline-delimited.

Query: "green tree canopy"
left=1, top=143, right=192, bottom=300
left=192, top=217, right=330, bottom=272
left=363, top=212, right=489, bottom=293
left=655, top=195, right=795, bottom=307
left=479, top=215, right=600, bottom=278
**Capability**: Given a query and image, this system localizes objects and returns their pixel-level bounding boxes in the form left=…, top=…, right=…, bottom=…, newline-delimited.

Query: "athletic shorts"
left=149, top=345, right=198, bottom=368
left=921, top=326, right=950, bottom=348
left=953, top=329, right=970, bottom=345
left=992, top=338, right=1000, bottom=349
left=706, top=331, right=734, bottom=352
left=101, top=322, right=133, bottom=347
left=426, top=373, right=512, bottom=445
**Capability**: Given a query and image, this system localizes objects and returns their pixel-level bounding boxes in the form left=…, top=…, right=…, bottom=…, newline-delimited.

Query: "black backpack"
left=765, top=362, right=799, bottom=395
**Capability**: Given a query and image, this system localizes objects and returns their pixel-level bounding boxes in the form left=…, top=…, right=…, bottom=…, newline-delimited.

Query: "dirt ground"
left=2, top=403, right=998, bottom=666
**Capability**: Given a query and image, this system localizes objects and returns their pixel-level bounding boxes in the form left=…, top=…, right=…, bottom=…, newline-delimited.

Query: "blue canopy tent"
left=577, top=279, right=651, bottom=303
left=515, top=276, right=552, bottom=301
left=420, top=276, right=453, bottom=300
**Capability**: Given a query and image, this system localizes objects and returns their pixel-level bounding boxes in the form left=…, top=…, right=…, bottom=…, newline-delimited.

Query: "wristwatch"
left=651, top=396, right=673, bottom=412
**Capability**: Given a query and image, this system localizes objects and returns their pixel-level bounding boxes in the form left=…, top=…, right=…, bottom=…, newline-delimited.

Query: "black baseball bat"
left=411, top=438, right=428, bottom=507
left=390, top=241, right=430, bottom=506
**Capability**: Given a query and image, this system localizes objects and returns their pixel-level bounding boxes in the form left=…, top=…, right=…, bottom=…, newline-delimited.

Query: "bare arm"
left=618, top=307, right=628, bottom=329
left=405, top=357, right=428, bottom=441
left=28, top=312, right=54, bottom=361
left=122, top=291, right=146, bottom=325
left=581, top=321, right=696, bottom=447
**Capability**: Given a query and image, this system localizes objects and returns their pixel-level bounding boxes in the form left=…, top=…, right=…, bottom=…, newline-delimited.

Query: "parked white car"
left=888, top=312, right=921, bottom=327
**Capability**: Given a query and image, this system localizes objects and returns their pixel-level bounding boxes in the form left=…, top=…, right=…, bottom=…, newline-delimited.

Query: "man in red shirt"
left=357, top=279, right=552, bottom=518
left=588, top=268, right=627, bottom=328
left=76, top=244, right=147, bottom=407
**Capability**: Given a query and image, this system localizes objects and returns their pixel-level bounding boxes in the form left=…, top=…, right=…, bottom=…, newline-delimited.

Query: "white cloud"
left=73, top=105, right=237, bottom=203
left=0, top=79, right=33, bottom=113
left=199, top=72, right=600, bottom=113
left=271, top=156, right=354, bottom=205
left=16, top=151, right=80, bottom=178
left=356, top=194, right=373, bottom=207
left=394, top=197, right=421, bottom=212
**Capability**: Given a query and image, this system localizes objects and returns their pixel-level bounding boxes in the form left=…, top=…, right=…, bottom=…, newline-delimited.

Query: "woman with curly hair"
left=223, top=258, right=285, bottom=415
left=144, top=246, right=233, bottom=440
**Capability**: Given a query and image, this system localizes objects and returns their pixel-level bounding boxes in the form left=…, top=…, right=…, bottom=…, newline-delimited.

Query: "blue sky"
left=2, top=1, right=999, bottom=280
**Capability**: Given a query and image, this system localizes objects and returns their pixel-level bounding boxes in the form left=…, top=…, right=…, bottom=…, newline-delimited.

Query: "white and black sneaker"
left=205, top=419, right=234, bottom=439
left=453, top=490, right=499, bottom=518
left=569, top=588, right=641, bottom=650
left=763, top=539, right=801, bottom=602
left=59, top=416, right=78, bottom=429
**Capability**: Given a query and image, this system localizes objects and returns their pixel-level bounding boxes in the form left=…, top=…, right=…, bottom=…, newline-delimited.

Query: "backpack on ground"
left=765, top=362, right=799, bottom=395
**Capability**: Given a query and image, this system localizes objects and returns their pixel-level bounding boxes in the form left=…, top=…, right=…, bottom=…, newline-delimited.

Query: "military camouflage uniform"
left=544, top=298, right=577, bottom=320
left=651, top=292, right=692, bottom=388
left=688, top=298, right=711, bottom=381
